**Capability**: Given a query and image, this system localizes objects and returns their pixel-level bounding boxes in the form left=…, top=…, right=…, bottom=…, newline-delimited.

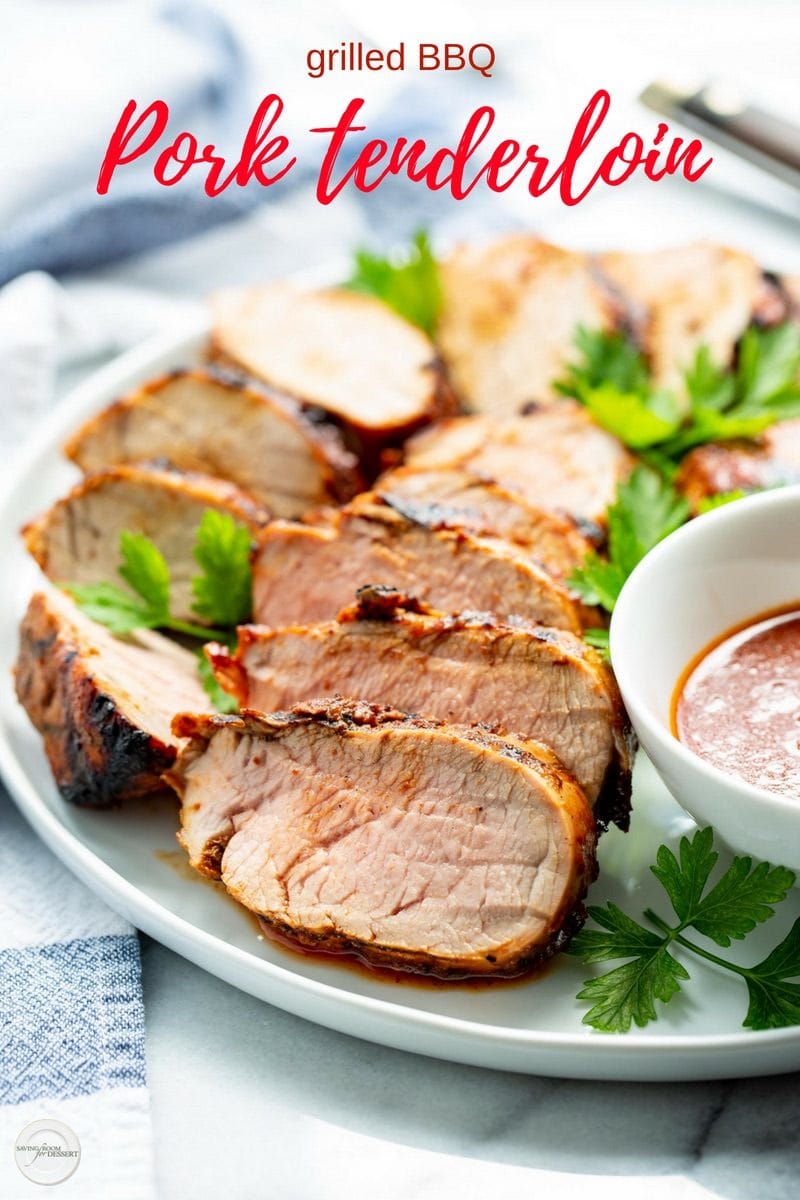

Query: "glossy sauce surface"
left=674, top=606, right=800, bottom=799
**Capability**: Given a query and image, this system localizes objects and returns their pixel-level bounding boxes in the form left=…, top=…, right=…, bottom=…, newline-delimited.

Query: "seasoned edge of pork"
left=209, top=584, right=632, bottom=824
left=167, top=698, right=598, bottom=978
left=15, top=589, right=209, bottom=807
left=401, top=402, right=633, bottom=528
left=64, top=366, right=363, bottom=517
left=374, top=465, right=601, bottom=576
left=252, top=494, right=593, bottom=633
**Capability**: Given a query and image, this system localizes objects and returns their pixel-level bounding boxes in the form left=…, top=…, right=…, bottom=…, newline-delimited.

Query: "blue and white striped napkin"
left=0, top=798, right=154, bottom=1200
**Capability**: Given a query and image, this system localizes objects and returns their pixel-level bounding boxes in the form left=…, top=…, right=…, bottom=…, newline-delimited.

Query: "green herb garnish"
left=562, top=324, right=800, bottom=626
left=555, top=327, right=681, bottom=450
left=570, top=827, right=799, bottom=1033
left=345, top=230, right=441, bottom=337
left=557, top=323, right=800, bottom=463
left=191, top=508, right=253, bottom=628
left=62, top=510, right=251, bottom=710
left=569, top=466, right=689, bottom=614
left=696, top=488, right=749, bottom=514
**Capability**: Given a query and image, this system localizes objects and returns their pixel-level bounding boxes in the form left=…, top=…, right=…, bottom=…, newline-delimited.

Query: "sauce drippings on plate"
left=673, top=605, right=800, bottom=799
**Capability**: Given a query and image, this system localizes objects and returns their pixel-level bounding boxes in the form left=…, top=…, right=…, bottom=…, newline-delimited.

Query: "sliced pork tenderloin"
left=23, top=464, right=268, bottom=624
left=374, top=465, right=598, bottom=578
left=168, top=698, right=597, bottom=978
left=210, top=284, right=453, bottom=464
left=598, top=243, right=761, bottom=393
left=676, top=419, right=800, bottom=510
left=15, top=589, right=209, bottom=807
left=401, top=402, right=632, bottom=527
left=436, top=236, right=614, bottom=415
left=252, top=495, right=591, bottom=633
left=208, top=585, right=631, bottom=821
left=64, top=367, right=362, bottom=517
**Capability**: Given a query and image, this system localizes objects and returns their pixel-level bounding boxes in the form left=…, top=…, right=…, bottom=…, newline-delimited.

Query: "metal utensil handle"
left=640, top=81, right=800, bottom=190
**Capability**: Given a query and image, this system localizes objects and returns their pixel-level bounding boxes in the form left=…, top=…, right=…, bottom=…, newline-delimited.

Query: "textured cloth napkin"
left=0, top=4, right=486, bottom=1194
left=0, top=802, right=153, bottom=1199
left=0, top=4, right=254, bottom=1197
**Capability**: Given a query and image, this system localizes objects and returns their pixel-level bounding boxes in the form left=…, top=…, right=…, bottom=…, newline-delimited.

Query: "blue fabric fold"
left=0, top=0, right=258, bottom=285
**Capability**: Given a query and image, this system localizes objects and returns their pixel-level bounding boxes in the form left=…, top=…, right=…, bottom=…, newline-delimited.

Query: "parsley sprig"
left=345, top=230, right=441, bottom=337
left=62, top=509, right=252, bottom=712
left=561, top=325, right=800, bottom=628
left=569, top=465, right=689, bottom=630
left=557, top=323, right=800, bottom=464
left=570, top=828, right=799, bottom=1033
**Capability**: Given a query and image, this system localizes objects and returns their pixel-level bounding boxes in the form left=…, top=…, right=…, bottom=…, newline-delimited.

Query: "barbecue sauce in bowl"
left=673, top=604, right=800, bottom=799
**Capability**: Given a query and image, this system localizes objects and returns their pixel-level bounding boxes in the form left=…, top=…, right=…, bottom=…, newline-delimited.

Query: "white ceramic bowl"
left=610, top=485, right=800, bottom=869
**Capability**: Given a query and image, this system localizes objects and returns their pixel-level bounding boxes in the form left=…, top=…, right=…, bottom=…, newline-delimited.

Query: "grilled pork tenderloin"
left=676, top=419, right=800, bottom=510
left=373, top=465, right=599, bottom=578
left=15, top=589, right=209, bottom=807
left=210, top=284, right=453, bottom=464
left=168, top=698, right=597, bottom=978
left=598, top=243, right=762, bottom=393
left=64, top=367, right=362, bottom=517
left=436, top=236, right=614, bottom=415
left=208, top=586, right=631, bottom=823
left=252, top=494, right=593, bottom=633
left=401, top=402, right=632, bottom=528
left=23, top=464, right=268, bottom=625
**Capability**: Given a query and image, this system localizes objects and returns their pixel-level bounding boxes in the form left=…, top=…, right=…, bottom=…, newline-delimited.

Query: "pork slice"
left=168, top=699, right=597, bottom=977
left=209, top=586, right=631, bottom=819
left=210, top=284, right=453, bottom=459
left=15, top=589, right=209, bottom=807
left=599, top=243, right=761, bottom=392
left=23, top=464, right=268, bottom=624
left=437, top=236, right=614, bottom=415
left=676, top=419, right=800, bottom=510
left=402, top=403, right=633, bottom=526
left=374, top=465, right=599, bottom=577
left=64, top=367, right=362, bottom=517
left=252, top=497, right=587, bottom=633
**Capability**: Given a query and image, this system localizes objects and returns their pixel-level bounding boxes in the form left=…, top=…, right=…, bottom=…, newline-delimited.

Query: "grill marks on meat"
left=598, top=243, right=762, bottom=393
left=15, top=590, right=209, bottom=807
left=252, top=496, right=590, bottom=633
left=207, top=587, right=632, bottom=816
left=401, top=402, right=633, bottom=527
left=436, top=236, right=614, bottom=415
left=374, top=466, right=599, bottom=579
left=168, top=699, right=597, bottom=977
left=64, top=367, right=362, bottom=517
left=23, top=464, right=268, bottom=624
left=676, top=419, right=800, bottom=510
left=210, top=284, right=453, bottom=463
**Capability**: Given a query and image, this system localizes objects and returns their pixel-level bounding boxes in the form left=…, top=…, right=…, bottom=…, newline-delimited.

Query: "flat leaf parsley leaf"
left=62, top=509, right=252, bottom=711
left=568, top=466, right=689, bottom=613
left=345, top=230, right=441, bottom=337
left=117, top=531, right=171, bottom=622
left=569, top=828, right=798, bottom=1033
left=191, top=509, right=253, bottom=628
left=556, top=327, right=682, bottom=450
left=557, top=322, right=800, bottom=463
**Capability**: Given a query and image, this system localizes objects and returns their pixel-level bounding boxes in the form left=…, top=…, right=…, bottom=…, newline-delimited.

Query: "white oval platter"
left=2, top=320, right=800, bottom=1081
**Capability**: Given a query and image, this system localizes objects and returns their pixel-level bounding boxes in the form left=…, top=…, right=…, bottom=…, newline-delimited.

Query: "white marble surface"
left=140, top=936, right=800, bottom=1199
left=5, top=2, right=800, bottom=1195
